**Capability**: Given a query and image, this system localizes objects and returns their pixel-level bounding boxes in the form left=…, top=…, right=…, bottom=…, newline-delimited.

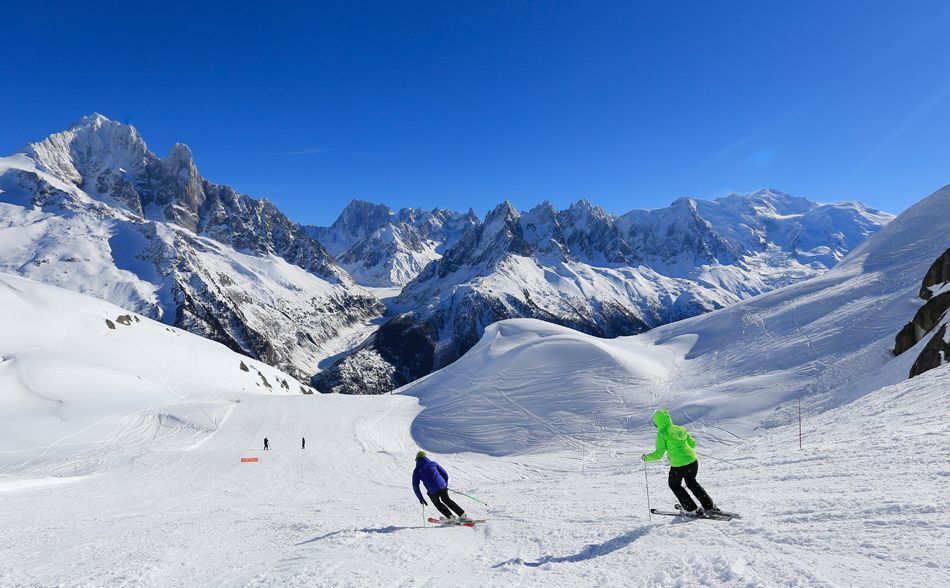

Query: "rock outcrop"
left=894, top=247, right=950, bottom=377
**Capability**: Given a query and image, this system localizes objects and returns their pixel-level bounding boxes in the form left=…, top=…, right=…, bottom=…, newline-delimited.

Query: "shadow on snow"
left=493, top=526, right=652, bottom=568
left=296, top=525, right=428, bottom=545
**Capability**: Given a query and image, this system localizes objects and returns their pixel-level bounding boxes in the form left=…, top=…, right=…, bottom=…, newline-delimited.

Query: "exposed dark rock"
left=910, top=324, right=950, bottom=377
left=894, top=291, right=950, bottom=355
left=894, top=247, right=950, bottom=378
left=919, top=247, right=950, bottom=300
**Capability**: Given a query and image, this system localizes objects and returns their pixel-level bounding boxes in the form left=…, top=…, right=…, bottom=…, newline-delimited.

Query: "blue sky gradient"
left=3, top=1, right=950, bottom=224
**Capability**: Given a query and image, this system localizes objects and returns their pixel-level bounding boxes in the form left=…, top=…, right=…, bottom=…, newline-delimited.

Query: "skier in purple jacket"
left=412, top=451, right=469, bottom=522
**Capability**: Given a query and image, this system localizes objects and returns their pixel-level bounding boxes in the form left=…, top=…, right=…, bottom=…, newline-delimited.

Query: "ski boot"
left=675, top=503, right=704, bottom=517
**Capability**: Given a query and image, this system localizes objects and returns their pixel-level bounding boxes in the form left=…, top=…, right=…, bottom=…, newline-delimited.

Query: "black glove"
left=419, top=499, right=427, bottom=506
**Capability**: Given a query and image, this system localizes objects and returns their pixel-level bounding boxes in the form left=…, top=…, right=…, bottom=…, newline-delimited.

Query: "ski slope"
left=2, top=362, right=947, bottom=586
left=2, top=186, right=950, bottom=586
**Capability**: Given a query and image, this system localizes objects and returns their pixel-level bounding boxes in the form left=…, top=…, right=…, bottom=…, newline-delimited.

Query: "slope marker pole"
left=799, top=397, right=803, bottom=450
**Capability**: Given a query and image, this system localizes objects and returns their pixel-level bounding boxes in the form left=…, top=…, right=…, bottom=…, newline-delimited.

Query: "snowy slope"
left=2, top=300, right=947, bottom=585
left=402, top=184, right=950, bottom=454
left=0, top=272, right=302, bottom=479
left=0, top=117, right=383, bottom=381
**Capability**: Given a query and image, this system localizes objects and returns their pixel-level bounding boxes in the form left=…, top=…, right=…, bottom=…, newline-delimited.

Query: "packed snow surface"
left=2, top=346, right=948, bottom=585
left=3, top=186, right=949, bottom=585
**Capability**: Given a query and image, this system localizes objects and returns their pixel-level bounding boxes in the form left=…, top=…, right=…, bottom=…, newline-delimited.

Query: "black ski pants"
left=668, top=460, right=715, bottom=511
left=429, top=488, right=465, bottom=518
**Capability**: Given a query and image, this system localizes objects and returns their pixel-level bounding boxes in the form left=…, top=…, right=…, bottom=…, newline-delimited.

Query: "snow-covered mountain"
left=316, top=192, right=892, bottom=394
left=304, top=199, right=478, bottom=287
left=0, top=115, right=893, bottom=396
left=894, top=246, right=950, bottom=377
left=403, top=182, right=950, bottom=455
left=0, top=115, right=383, bottom=381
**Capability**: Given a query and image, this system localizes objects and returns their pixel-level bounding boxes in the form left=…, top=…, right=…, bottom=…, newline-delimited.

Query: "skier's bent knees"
left=429, top=488, right=465, bottom=518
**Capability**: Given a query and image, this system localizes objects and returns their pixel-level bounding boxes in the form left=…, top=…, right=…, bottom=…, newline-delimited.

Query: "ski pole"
left=422, top=504, right=427, bottom=527
left=448, top=487, right=489, bottom=506
left=644, top=463, right=652, bottom=522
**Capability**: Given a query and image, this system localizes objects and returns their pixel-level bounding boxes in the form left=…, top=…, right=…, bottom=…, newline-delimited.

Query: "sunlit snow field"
left=2, top=185, right=950, bottom=586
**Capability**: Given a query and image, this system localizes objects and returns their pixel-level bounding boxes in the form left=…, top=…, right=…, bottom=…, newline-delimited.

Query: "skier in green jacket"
left=642, top=409, right=719, bottom=515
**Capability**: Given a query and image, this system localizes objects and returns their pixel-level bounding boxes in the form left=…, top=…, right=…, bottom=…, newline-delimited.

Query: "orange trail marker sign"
left=240, top=457, right=259, bottom=463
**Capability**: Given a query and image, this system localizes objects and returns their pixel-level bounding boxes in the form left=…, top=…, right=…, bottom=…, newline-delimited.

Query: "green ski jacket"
left=642, top=410, right=697, bottom=467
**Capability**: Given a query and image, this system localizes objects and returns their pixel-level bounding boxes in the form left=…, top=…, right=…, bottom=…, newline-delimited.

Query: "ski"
left=427, top=517, right=485, bottom=527
left=650, top=508, right=740, bottom=521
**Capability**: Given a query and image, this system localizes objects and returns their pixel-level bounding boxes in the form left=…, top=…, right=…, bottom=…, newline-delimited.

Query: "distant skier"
left=263, top=437, right=270, bottom=451
left=301, top=437, right=306, bottom=450
left=412, top=451, right=469, bottom=522
left=642, top=410, right=719, bottom=515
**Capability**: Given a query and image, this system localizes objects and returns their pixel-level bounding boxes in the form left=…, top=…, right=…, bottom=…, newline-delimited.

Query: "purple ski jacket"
left=413, top=457, right=449, bottom=501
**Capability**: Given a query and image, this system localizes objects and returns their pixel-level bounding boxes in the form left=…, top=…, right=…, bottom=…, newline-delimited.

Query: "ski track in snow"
left=2, top=369, right=949, bottom=587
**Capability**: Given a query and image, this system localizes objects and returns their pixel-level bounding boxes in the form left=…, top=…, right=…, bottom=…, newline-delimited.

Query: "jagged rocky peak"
left=1, top=114, right=385, bottom=385
left=165, top=142, right=195, bottom=168
left=19, top=114, right=345, bottom=279
left=306, top=199, right=397, bottom=258
left=21, top=113, right=211, bottom=229
left=473, top=200, right=529, bottom=259
left=519, top=201, right=564, bottom=255
left=566, top=197, right=609, bottom=219
left=303, top=198, right=480, bottom=287
left=24, top=114, right=152, bottom=214
left=485, top=199, right=519, bottom=221
left=337, top=199, right=394, bottom=230
left=521, top=201, right=559, bottom=231
left=150, top=143, right=205, bottom=229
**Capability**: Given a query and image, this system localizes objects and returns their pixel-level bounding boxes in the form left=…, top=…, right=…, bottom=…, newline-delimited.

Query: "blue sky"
left=3, top=1, right=950, bottom=225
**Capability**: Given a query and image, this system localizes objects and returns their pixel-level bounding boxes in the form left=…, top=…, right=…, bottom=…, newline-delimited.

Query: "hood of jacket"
left=653, top=409, right=673, bottom=429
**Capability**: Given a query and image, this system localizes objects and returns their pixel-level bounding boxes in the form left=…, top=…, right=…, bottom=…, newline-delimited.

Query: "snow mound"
left=404, top=319, right=696, bottom=455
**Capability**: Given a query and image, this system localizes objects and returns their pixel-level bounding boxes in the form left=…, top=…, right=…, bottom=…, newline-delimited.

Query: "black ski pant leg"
left=429, top=489, right=465, bottom=517
left=668, top=465, right=698, bottom=511
left=682, top=460, right=716, bottom=510
left=439, top=489, right=465, bottom=516
left=428, top=491, right=453, bottom=518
